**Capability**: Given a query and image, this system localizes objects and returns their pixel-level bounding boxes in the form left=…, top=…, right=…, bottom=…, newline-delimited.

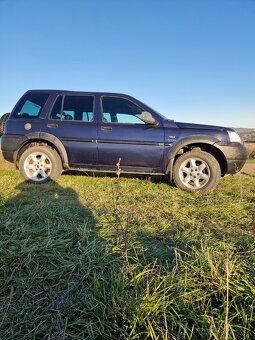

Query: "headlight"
left=227, top=130, right=242, bottom=143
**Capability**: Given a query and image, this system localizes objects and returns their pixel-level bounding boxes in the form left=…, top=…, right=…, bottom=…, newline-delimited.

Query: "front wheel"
left=19, top=144, right=63, bottom=183
left=172, top=150, right=221, bottom=193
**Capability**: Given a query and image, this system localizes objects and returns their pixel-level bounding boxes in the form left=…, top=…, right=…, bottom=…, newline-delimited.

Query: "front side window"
left=13, top=93, right=49, bottom=118
left=50, top=95, right=94, bottom=121
left=101, top=97, right=146, bottom=124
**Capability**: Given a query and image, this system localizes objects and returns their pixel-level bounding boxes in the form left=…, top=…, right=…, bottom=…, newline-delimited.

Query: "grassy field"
left=0, top=154, right=255, bottom=339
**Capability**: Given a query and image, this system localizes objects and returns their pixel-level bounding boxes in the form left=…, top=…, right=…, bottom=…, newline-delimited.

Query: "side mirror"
left=137, top=111, right=158, bottom=125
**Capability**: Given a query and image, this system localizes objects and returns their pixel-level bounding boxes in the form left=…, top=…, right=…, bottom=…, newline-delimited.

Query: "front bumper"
left=1, top=134, right=28, bottom=164
left=216, top=142, right=247, bottom=174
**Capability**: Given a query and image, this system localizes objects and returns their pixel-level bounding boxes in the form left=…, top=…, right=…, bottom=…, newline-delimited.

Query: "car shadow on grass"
left=0, top=181, right=123, bottom=338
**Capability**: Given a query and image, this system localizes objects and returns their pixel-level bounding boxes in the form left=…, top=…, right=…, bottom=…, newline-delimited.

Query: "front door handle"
left=101, top=126, right=112, bottom=131
left=47, top=123, right=58, bottom=128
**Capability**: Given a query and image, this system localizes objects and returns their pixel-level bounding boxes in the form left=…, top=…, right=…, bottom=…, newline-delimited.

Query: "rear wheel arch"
left=0, top=113, right=10, bottom=135
left=16, top=134, right=69, bottom=169
left=18, top=143, right=63, bottom=183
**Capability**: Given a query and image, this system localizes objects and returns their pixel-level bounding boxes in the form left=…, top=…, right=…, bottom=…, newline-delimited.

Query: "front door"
left=97, top=96, right=165, bottom=172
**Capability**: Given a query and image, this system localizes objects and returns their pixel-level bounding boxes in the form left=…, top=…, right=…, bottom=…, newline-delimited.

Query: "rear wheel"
left=172, top=150, right=221, bottom=193
left=19, top=144, right=62, bottom=183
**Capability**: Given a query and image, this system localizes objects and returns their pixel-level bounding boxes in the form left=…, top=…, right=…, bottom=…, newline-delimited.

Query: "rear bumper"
left=216, top=142, right=247, bottom=174
left=1, top=134, right=28, bottom=163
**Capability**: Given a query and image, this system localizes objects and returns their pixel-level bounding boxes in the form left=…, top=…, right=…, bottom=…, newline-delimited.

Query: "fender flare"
left=165, top=135, right=221, bottom=179
left=16, top=131, right=69, bottom=168
left=0, top=113, right=10, bottom=136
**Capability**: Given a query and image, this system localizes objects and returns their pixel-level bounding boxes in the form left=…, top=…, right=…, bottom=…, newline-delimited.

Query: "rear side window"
left=13, top=93, right=49, bottom=118
left=50, top=95, right=94, bottom=122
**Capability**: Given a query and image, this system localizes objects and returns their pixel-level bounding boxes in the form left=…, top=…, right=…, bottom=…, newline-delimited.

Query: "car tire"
left=0, top=113, right=9, bottom=135
left=172, top=149, right=221, bottom=193
left=19, top=144, right=63, bottom=183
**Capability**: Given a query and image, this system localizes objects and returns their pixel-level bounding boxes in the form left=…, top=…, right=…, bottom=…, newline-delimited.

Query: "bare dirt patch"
left=241, top=163, right=255, bottom=175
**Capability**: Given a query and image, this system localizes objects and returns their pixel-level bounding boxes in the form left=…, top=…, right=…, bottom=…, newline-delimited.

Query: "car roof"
left=26, top=89, right=131, bottom=97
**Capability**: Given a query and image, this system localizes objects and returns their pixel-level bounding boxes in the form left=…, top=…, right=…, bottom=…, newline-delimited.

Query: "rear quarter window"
left=13, top=93, right=49, bottom=118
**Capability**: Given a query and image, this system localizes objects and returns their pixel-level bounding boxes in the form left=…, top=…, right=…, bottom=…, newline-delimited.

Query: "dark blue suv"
left=1, top=90, right=247, bottom=192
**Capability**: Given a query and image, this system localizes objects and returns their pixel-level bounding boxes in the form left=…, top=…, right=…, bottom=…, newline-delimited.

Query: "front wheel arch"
left=166, top=142, right=227, bottom=180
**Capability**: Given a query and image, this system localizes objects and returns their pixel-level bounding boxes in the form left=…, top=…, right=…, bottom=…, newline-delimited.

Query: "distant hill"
left=235, top=128, right=255, bottom=142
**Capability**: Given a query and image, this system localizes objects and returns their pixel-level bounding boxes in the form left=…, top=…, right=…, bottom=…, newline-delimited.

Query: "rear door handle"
left=47, top=123, right=58, bottom=128
left=101, top=126, right=112, bottom=131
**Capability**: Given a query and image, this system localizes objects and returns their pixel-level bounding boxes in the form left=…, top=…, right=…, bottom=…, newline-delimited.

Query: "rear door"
left=43, top=94, right=97, bottom=167
left=97, top=96, right=165, bottom=172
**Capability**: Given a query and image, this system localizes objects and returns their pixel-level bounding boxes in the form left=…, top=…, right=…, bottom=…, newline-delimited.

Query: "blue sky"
left=0, top=0, right=254, bottom=127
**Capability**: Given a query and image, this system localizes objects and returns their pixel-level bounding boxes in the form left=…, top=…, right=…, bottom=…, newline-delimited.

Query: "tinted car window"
left=13, top=93, right=49, bottom=118
left=102, top=97, right=146, bottom=124
left=64, top=96, right=93, bottom=122
left=50, top=96, right=94, bottom=121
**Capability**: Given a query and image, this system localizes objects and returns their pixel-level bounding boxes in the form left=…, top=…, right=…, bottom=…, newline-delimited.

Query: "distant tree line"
left=245, top=143, right=255, bottom=159
left=236, top=129, right=255, bottom=143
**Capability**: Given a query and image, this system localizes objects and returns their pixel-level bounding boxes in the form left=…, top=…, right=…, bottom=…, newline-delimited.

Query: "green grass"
left=246, top=159, right=255, bottom=164
left=0, top=166, right=255, bottom=339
